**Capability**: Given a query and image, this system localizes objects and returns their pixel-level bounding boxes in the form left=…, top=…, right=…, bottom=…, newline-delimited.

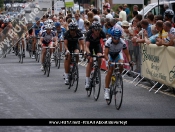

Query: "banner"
left=65, top=0, right=74, bottom=7
left=54, top=0, right=64, bottom=14
left=141, top=44, right=175, bottom=88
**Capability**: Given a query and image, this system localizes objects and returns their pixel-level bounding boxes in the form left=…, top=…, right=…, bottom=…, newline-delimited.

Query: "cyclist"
left=54, top=22, right=66, bottom=55
left=33, top=17, right=43, bottom=59
left=85, top=21, right=107, bottom=90
left=64, top=22, right=84, bottom=85
left=104, top=29, right=132, bottom=100
left=40, top=24, right=56, bottom=71
left=26, top=19, right=35, bottom=52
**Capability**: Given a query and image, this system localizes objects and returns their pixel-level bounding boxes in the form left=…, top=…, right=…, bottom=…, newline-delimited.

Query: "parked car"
left=138, top=1, right=175, bottom=22
left=24, top=6, right=31, bottom=13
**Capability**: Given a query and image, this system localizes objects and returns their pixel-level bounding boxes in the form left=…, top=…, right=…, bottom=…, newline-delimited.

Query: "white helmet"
left=45, top=24, right=52, bottom=29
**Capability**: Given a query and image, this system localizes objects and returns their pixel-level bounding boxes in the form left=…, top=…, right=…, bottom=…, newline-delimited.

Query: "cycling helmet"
left=35, top=17, right=40, bottom=21
left=48, top=19, right=53, bottom=24
left=68, top=22, right=78, bottom=30
left=45, top=24, right=53, bottom=29
left=165, top=9, right=174, bottom=18
left=91, top=21, right=101, bottom=30
left=3, top=18, right=9, bottom=24
left=111, top=28, right=122, bottom=39
left=27, top=18, right=33, bottom=24
left=55, top=22, right=61, bottom=27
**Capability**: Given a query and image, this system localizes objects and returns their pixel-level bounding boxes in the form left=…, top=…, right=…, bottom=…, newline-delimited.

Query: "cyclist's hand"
left=86, top=53, right=91, bottom=60
left=129, top=61, right=134, bottom=67
left=65, top=50, right=70, bottom=55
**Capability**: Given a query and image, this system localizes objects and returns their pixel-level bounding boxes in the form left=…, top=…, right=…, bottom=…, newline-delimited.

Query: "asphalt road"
left=0, top=48, right=175, bottom=131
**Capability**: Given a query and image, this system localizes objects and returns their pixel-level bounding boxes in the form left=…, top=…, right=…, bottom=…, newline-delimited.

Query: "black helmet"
left=68, top=22, right=78, bottom=30
left=92, top=21, right=101, bottom=29
left=165, top=9, right=174, bottom=18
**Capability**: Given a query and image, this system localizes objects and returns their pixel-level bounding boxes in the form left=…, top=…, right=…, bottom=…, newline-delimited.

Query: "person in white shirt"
left=92, top=8, right=100, bottom=23
left=117, top=5, right=126, bottom=22
left=106, top=9, right=113, bottom=19
left=74, top=13, right=86, bottom=33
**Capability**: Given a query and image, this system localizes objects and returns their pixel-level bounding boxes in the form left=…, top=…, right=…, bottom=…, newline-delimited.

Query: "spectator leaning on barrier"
left=117, top=5, right=127, bottom=22
left=133, top=5, right=139, bottom=13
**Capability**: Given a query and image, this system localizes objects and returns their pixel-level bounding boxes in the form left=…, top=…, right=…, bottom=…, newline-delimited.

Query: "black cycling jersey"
left=86, top=30, right=106, bottom=45
left=64, top=29, right=84, bottom=52
left=64, top=29, right=84, bottom=44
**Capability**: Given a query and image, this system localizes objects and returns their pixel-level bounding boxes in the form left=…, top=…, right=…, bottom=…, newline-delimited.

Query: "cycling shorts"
left=68, top=43, right=79, bottom=53
left=89, top=44, right=102, bottom=55
left=106, top=54, right=121, bottom=67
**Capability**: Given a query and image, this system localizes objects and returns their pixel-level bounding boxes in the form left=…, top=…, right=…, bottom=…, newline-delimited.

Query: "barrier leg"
left=122, top=70, right=130, bottom=78
left=135, top=77, right=144, bottom=86
left=149, top=82, right=158, bottom=92
left=155, top=84, right=164, bottom=94
left=122, top=69, right=127, bottom=74
left=131, top=74, right=140, bottom=83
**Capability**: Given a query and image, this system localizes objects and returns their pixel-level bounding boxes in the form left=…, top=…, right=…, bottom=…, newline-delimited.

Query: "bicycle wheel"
left=35, top=49, right=38, bottom=61
left=71, top=64, right=79, bottom=92
left=87, top=73, right=93, bottom=97
left=54, top=51, right=58, bottom=67
left=57, top=48, right=61, bottom=69
left=37, top=51, right=40, bottom=62
left=20, top=44, right=23, bottom=64
left=93, top=69, right=101, bottom=101
left=114, top=74, right=123, bottom=110
left=46, top=53, right=51, bottom=77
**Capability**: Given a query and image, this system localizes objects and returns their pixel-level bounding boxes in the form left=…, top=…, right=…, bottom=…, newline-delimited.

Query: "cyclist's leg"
left=41, top=44, right=47, bottom=70
left=74, top=43, right=80, bottom=63
left=85, top=48, right=93, bottom=89
left=22, top=38, right=25, bottom=56
left=33, top=36, right=36, bottom=55
left=94, top=44, right=103, bottom=68
left=64, top=45, right=71, bottom=84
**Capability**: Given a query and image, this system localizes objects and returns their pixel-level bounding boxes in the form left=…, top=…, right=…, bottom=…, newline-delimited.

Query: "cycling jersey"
left=86, top=30, right=106, bottom=54
left=105, top=37, right=127, bottom=60
left=64, top=29, right=83, bottom=52
left=41, top=30, right=56, bottom=45
left=55, top=27, right=66, bottom=40
left=33, top=23, right=43, bottom=36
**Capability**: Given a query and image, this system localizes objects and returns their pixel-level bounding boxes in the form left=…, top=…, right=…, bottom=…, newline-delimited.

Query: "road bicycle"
left=106, top=62, right=130, bottom=110
left=67, top=52, right=84, bottom=92
left=18, top=38, right=24, bottom=64
left=43, top=46, right=55, bottom=77
left=87, top=55, right=104, bottom=101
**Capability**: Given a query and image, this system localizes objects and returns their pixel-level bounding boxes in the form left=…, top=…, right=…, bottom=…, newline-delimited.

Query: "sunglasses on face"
left=94, top=29, right=100, bottom=32
left=112, top=36, right=120, bottom=40
left=70, top=29, right=76, bottom=31
left=122, top=26, right=128, bottom=29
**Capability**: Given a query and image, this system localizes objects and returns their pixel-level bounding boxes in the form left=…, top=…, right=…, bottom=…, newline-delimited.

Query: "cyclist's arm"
left=104, top=47, right=109, bottom=61
left=64, top=39, right=68, bottom=51
left=123, top=48, right=131, bottom=62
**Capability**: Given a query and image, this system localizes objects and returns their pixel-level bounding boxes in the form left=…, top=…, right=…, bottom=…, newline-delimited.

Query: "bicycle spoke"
left=115, top=75, right=123, bottom=110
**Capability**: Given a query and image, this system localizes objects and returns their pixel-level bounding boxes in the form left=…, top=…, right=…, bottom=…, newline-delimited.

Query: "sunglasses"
left=122, top=26, right=128, bottom=29
left=70, top=29, right=76, bottom=31
left=94, top=29, right=101, bottom=31
left=112, top=36, right=120, bottom=40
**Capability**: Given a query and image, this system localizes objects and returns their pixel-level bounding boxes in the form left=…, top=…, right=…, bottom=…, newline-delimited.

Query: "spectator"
left=133, top=5, right=139, bottom=13
left=103, top=0, right=110, bottom=9
left=123, top=4, right=130, bottom=21
left=147, top=13, right=154, bottom=25
left=117, top=5, right=126, bottom=22
left=74, top=13, right=86, bottom=33
left=106, top=9, right=113, bottom=19
left=164, top=9, right=175, bottom=27
left=84, top=9, right=89, bottom=20
left=92, top=9, right=100, bottom=23
left=87, top=11, right=94, bottom=24
left=132, top=11, right=138, bottom=18
left=84, top=20, right=90, bottom=32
